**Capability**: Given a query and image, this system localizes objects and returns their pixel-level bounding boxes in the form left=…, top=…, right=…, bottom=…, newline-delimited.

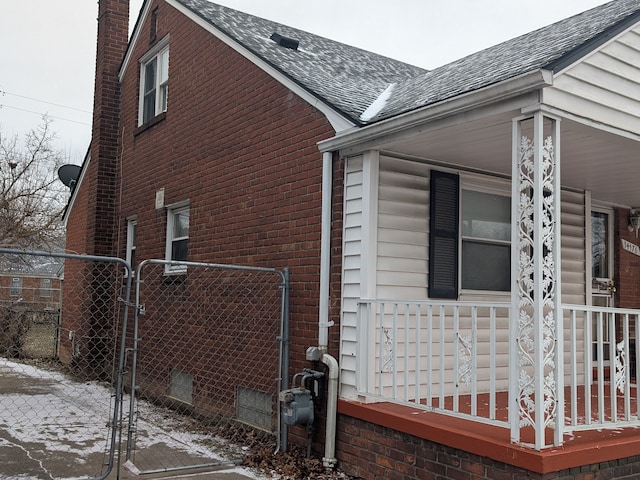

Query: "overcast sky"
left=0, top=0, right=611, bottom=166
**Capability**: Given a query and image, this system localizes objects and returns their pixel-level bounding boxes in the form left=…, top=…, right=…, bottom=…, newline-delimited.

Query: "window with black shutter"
left=429, top=170, right=512, bottom=298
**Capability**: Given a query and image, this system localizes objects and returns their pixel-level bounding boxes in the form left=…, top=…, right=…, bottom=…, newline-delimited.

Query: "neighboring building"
left=66, top=0, right=640, bottom=478
left=0, top=253, right=63, bottom=359
left=0, top=256, right=63, bottom=309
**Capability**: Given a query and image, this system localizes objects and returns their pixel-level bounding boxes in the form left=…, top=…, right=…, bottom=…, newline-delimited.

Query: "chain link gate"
left=123, top=259, right=289, bottom=475
left=0, top=248, right=132, bottom=480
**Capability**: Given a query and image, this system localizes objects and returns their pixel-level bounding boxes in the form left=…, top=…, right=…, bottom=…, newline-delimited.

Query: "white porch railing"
left=563, top=305, right=640, bottom=431
left=356, top=299, right=640, bottom=445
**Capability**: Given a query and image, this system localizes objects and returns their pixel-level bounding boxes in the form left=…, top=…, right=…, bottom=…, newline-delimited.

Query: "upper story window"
left=139, top=38, right=169, bottom=125
left=429, top=170, right=511, bottom=299
left=165, top=203, right=189, bottom=273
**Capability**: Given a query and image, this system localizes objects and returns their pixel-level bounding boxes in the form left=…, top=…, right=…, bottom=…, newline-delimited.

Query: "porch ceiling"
left=379, top=110, right=640, bottom=208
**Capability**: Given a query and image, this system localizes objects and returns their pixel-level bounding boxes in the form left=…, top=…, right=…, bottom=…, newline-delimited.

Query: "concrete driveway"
left=0, top=358, right=264, bottom=480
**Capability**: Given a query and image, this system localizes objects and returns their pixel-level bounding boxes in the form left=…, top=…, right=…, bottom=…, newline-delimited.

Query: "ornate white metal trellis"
left=510, top=111, right=563, bottom=450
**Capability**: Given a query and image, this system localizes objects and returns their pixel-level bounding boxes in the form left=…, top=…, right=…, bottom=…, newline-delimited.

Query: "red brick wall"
left=116, top=0, right=340, bottom=424
left=615, top=208, right=640, bottom=310
left=61, top=0, right=129, bottom=372
left=0, top=275, right=61, bottom=308
left=337, top=415, right=640, bottom=480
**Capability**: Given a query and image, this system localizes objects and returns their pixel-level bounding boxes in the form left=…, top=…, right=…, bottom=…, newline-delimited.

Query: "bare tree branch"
left=0, top=116, right=68, bottom=249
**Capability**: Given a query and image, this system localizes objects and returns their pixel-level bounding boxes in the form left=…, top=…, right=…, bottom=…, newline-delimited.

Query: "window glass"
left=173, top=211, right=189, bottom=239
left=159, top=49, right=169, bottom=112
left=461, top=189, right=511, bottom=292
left=40, top=278, right=52, bottom=298
left=591, top=211, right=609, bottom=279
left=143, top=59, right=157, bottom=123
left=462, top=190, right=511, bottom=241
left=166, top=206, right=189, bottom=271
left=126, top=219, right=137, bottom=274
left=10, top=277, right=22, bottom=297
left=462, top=241, right=511, bottom=291
left=140, top=45, right=169, bottom=125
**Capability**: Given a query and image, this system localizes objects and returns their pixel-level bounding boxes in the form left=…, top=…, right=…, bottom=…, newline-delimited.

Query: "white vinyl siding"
left=561, top=190, right=586, bottom=305
left=340, top=152, right=588, bottom=400
left=544, top=25, right=640, bottom=136
left=341, top=155, right=365, bottom=396
left=377, top=156, right=429, bottom=300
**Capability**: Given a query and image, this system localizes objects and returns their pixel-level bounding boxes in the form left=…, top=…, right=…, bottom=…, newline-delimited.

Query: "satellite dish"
left=57, top=164, right=81, bottom=189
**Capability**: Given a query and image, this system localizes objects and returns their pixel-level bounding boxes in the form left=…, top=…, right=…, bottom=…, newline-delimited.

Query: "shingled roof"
left=376, top=0, right=640, bottom=122
left=175, top=0, right=640, bottom=125
left=176, top=0, right=427, bottom=125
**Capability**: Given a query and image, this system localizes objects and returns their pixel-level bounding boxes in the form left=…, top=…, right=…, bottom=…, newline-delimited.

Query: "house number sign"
left=622, top=239, right=640, bottom=257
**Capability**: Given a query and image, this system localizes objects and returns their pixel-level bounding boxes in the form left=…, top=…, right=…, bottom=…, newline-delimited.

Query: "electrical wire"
left=0, top=90, right=91, bottom=114
left=0, top=103, right=91, bottom=126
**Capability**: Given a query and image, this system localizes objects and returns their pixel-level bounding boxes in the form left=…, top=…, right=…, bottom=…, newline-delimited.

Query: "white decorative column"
left=510, top=110, right=563, bottom=449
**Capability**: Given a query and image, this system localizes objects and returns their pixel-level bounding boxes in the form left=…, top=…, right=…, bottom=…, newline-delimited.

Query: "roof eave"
left=548, top=8, right=640, bottom=75
left=61, top=147, right=90, bottom=228
left=318, top=69, right=554, bottom=153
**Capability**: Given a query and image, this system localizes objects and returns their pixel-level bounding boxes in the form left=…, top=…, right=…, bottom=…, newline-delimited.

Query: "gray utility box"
left=279, top=388, right=314, bottom=426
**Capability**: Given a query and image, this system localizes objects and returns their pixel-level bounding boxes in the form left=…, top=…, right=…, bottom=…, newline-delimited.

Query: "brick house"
left=67, top=0, right=640, bottom=478
left=0, top=254, right=63, bottom=359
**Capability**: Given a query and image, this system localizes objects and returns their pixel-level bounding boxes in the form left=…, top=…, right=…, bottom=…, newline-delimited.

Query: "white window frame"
left=40, top=278, right=52, bottom=298
left=10, top=277, right=22, bottom=297
left=138, top=37, right=169, bottom=125
left=165, top=202, right=189, bottom=274
left=126, top=217, right=137, bottom=276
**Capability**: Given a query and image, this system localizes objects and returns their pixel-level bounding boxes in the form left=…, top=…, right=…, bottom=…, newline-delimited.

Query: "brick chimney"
left=86, top=0, right=129, bottom=257
left=79, top=0, right=130, bottom=379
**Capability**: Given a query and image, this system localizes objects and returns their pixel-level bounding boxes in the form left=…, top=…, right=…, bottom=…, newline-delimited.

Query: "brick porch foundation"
left=336, top=400, right=640, bottom=480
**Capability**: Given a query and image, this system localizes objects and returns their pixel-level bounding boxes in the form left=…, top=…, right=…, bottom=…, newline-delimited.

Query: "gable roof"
left=372, top=0, right=640, bottom=122
left=171, top=0, right=428, bottom=126
left=127, top=0, right=640, bottom=130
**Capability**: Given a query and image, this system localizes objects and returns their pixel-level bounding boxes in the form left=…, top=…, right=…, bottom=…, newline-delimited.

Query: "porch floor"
left=338, top=383, right=640, bottom=474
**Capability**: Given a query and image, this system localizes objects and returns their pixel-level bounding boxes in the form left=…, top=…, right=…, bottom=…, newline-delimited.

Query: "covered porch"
left=320, top=49, right=640, bottom=464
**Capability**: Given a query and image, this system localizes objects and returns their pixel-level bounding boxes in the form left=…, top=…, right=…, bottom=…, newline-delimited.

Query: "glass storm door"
left=591, top=209, right=615, bottom=361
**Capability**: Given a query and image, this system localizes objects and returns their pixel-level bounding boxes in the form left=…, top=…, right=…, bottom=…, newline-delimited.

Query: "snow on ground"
left=0, top=358, right=266, bottom=480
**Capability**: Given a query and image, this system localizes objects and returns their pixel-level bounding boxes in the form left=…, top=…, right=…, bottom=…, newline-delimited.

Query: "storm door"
left=591, top=208, right=615, bottom=361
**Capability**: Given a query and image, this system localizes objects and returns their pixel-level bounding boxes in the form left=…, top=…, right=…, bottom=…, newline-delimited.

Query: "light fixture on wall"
left=629, top=209, right=640, bottom=238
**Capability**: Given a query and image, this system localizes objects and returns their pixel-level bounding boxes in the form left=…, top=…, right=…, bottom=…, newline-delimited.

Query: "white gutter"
left=318, top=150, right=338, bottom=468
left=318, top=69, right=553, bottom=153
left=319, top=151, right=334, bottom=348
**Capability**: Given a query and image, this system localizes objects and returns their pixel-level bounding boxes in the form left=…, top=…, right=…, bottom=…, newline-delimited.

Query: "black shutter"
left=429, top=170, right=459, bottom=299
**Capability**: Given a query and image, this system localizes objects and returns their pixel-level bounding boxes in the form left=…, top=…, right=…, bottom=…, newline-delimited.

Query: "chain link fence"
left=0, top=249, right=132, bottom=480
left=123, top=259, right=289, bottom=475
left=0, top=251, right=289, bottom=478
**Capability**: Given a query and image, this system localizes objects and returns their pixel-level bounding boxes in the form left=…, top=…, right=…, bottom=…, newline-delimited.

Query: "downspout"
left=318, top=150, right=338, bottom=468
